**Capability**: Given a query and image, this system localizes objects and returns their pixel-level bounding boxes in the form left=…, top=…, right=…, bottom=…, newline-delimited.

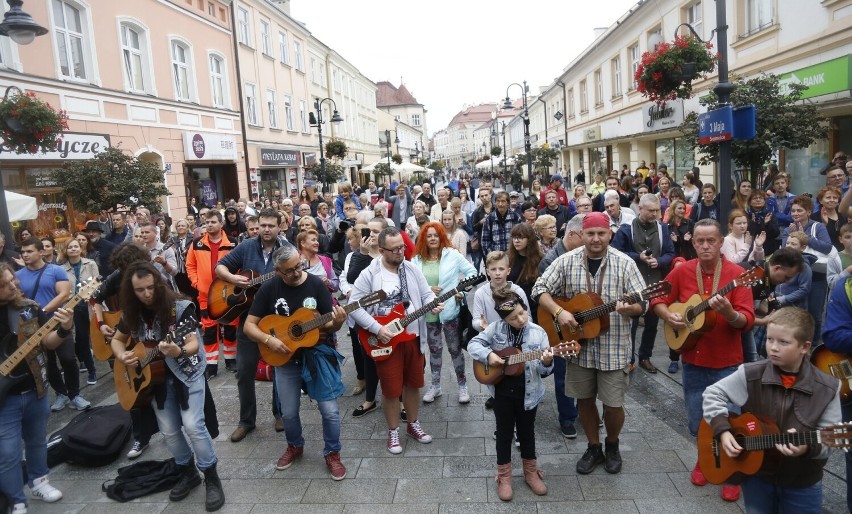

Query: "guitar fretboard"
left=250, top=271, right=277, bottom=287
left=574, top=291, right=644, bottom=325
left=687, top=281, right=739, bottom=319
left=400, top=287, right=459, bottom=329
left=298, top=298, right=369, bottom=333
left=735, top=430, right=821, bottom=451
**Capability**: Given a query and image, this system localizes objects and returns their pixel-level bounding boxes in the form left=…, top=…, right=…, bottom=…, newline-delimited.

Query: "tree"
left=373, top=162, right=394, bottom=183
left=531, top=144, right=559, bottom=180
left=51, top=146, right=171, bottom=213
left=680, top=73, right=827, bottom=183
left=307, top=162, right=345, bottom=188
left=428, top=160, right=446, bottom=172
left=391, top=154, right=403, bottom=165
left=491, top=146, right=502, bottom=157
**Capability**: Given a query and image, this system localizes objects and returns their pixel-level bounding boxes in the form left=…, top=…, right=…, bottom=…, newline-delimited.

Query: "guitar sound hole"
left=685, top=310, right=695, bottom=324
left=291, top=325, right=303, bottom=338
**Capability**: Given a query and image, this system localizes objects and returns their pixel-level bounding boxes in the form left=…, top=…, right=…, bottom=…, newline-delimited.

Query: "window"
left=266, top=89, right=278, bottom=128
left=612, top=57, right=622, bottom=97
left=245, top=83, right=258, bottom=125
left=237, top=6, right=250, bottom=46
left=207, top=1, right=214, bottom=16
left=300, top=100, right=308, bottom=132
left=260, top=19, right=271, bottom=55
left=746, top=0, right=773, bottom=35
left=580, top=80, right=588, bottom=112
left=120, top=22, right=149, bottom=93
left=278, top=31, right=289, bottom=64
left=209, top=54, right=227, bottom=108
left=171, top=40, right=194, bottom=101
left=284, top=95, right=294, bottom=130
left=594, top=70, right=602, bottom=105
left=411, top=113, right=421, bottom=126
left=629, top=44, right=640, bottom=90
left=686, top=1, right=702, bottom=39
left=293, top=39, right=303, bottom=71
left=568, top=88, right=575, bottom=117
left=52, top=0, right=88, bottom=80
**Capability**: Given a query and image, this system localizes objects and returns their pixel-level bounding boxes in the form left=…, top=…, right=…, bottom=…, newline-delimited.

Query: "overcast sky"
left=290, top=0, right=640, bottom=138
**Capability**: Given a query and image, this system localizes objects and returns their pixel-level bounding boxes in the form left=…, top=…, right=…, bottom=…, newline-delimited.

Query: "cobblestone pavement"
left=36, top=326, right=847, bottom=513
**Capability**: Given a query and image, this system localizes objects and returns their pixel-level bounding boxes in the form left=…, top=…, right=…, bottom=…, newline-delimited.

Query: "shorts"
left=374, top=339, right=425, bottom=398
left=564, top=360, right=630, bottom=408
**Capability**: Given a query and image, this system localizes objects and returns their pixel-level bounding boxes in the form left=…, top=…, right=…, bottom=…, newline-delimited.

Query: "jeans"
left=73, top=304, right=95, bottom=377
left=348, top=326, right=365, bottom=381
left=682, top=362, right=738, bottom=437
left=631, top=310, right=659, bottom=361
left=0, top=390, right=50, bottom=505
left=153, top=375, right=217, bottom=470
left=45, top=335, right=80, bottom=398
left=235, top=325, right=281, bottom=428
left=741, top=475, right=822, bottom=514
left=426, top=320, right=466, bottom=387
left=130, top=405, right=159, bottom=445
left=552, top=356, right=578, bottom=426
left=275, top=361, right=342, bottom=456
left=741, top=329, right=758, bottom=363
left=808, top=272, right=827, bottom=345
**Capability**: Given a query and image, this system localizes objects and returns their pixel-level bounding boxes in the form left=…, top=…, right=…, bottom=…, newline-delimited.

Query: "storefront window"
left=589, top=146, right=609, bottom=177
left=785, top=139, right=828, bottom=197
left=655, top=138, right=695, bottom=180
left=1, top=168, right=23, bottom=189
left=32, top=191, right=72, bottom=243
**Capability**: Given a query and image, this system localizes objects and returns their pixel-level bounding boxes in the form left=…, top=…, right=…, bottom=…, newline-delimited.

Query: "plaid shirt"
left=480, top=209, right=523, bottom=255
left=532, top=246, right=646, bottom=371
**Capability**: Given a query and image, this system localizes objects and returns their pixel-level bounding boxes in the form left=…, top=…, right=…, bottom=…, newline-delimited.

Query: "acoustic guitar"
left=473, top=343, right=574, bottom=385
left=537, top=281, right=671, bottom=347
left=90, top=310, right=122, bottom=361
left=257, top=291, right=386, bottom=366
left=207, top=270, right=277, bottom=324
left=358, top=274, right=486, bottom=361
left=697, top=412, right=852, bottom=485
left=664, top=267, right=764, bottom=353
left=113, top=320, right=197, bottom=411
left=0, top=279, right=101, bottom=407
left=811, top=345, right=852, bottom=405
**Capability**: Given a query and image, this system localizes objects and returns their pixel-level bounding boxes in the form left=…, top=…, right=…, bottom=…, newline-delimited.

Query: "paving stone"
left=393, top=477, right=487, bottom=503
left=250, top=505, right=345, bottom=514
left=222, top=478, right=312, bottom=503
left=302, top=479, right=396, bottom=504
left=443, top=455, right=522, bottom=478
left=217, top=457, right=278, bottom=479
left=404, top=437, right=485, bottom=457
left=337, top=437, right=411, bottom=458
left=485, top=474, right=583, bottom=502
left=633, top=496, right=744, bottom=513
left=26, top=503, right=87, bottom=514
left=345, top=504, right=437, bottom=514
left=577, top=472, right=681, bottom=500
left=78, top=503, right=167, bottom=514
left=357, top=456, right=444, bottom=478
left=440, top=503, right=533, bottom=514
left=536, top=499, right=640, bottom=513
left=419, top=406, right=488, bottom=422
left=446, top=420, right=498, bottom=438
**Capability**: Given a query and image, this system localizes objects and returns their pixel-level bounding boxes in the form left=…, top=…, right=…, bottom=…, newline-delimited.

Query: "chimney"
left=272, top=0, right=290, bottom=15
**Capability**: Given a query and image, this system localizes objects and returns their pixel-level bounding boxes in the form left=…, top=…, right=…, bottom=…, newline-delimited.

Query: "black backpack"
left=47, top=404, right=132, bottom=468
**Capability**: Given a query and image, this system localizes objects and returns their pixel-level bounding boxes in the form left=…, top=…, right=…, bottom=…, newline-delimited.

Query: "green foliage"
left=532, top=145, right=559, bottom=174
left=636, top=35, right=718, bottom=103
left=411, top=169, right=429, bottom=185
left=0, top=91, right=68, bottom=154
left=308, top=161, right=345, bottom=186
left=373, top=162, right=394, bottom=182
left=491, top=146, right=502, bottom=157
left=391, top=154, right=403, bottom=165
left=680, top=73, right=827, bottom=182
left=325, top=139, right=347, bottom=159
left=417, top=158, right=429, bottom=167
left=428, top=160, right=445, bottom=172
left=51, top=146, right=170, bottom=213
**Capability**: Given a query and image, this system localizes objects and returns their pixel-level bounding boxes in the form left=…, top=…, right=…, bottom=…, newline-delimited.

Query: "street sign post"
left=732, top=104, right=756, bottom=141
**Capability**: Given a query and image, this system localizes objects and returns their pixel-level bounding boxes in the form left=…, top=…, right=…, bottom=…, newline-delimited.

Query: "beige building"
left=0, top=0, right=243, bottom=239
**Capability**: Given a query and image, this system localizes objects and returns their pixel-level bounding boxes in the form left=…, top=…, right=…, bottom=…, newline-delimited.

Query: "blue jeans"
left=275, top=361, right=341, bottom=456
left=631, top=310, right=660, bottom=361
left=741, top=329, right=758, bottom=363
left=741, top=475, right=822, bottom=513
left=0, top=390, right=50, bottom=505
left=153, top=375, right=217, bottom=470
left=552, top=356, right=578, bottom=426
left=808, top=272, right=827, bottom=345
left=682, top=362, right=738, bottom=437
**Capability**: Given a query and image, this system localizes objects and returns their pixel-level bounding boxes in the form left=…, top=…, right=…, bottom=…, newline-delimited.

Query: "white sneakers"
left=458, top=385, right=470, bottom=404
left=30, top=476, right=62, bottom=503
left=422, top=385, right=442, bottom=403
left=387, top=428, right=402, bottom=454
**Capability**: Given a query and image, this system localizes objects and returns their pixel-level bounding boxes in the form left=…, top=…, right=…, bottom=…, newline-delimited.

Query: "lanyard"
left=696, top=258, right=723, bottom=295
left=584, top=252, right=608, bottom=295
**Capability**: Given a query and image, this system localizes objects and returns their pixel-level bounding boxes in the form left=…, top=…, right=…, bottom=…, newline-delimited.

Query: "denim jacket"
left=467, top=320, right=554, bottom=411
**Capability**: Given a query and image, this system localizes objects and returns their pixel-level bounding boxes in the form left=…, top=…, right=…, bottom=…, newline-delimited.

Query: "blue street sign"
left=733, top=104, right=757, bottom=141
left=698, top=106, right=733, bottom=144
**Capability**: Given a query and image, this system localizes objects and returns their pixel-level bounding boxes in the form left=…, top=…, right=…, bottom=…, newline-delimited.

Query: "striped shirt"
left=531, top=246, right=646, bottom=371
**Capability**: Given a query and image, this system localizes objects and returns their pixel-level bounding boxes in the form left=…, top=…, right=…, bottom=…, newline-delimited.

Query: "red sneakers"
left=325, top=451, right=346, bottom=480
left=690, top=461, right=708, bottom=486
left=721, top=485, right=741, bottom=502
left=275, top=444, right=303, bottom=470
left=387, top=428, right=403, bottom=454
left=406, top=420, right=433, bottom=443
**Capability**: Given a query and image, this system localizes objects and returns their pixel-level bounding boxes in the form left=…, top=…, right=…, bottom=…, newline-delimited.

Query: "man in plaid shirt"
left=532, top=212, right=645, bottom=476
left=481, top=191, right=523, bottom=256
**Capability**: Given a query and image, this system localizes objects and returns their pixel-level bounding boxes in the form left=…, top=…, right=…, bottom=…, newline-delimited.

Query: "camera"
left=643, top=249, right=653, bottom=257
left=338, top=219, right=352, bottom=232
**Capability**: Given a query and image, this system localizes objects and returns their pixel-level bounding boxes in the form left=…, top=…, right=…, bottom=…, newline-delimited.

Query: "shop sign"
left=642, top=100, right=684, bottom=132
left=779, top=55, right=851, bottom=100
left=260, top=148, right=299, bottom=166
left=303, top=152, right=317, bottom=167
left=0, top=132, right=110, bottom=160
left=583, top=126, right=601, bottom=142
left=183, top=132, right=237, bottom=161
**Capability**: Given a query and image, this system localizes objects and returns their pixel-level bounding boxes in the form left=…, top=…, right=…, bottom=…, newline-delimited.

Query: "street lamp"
left=307, top=97, right=343, bottom=193
left=503, top=81, right=532, bottom=188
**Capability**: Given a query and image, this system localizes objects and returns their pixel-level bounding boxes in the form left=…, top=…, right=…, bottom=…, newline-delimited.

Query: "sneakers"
left=561, top=423, right=578, bottom=439
left=68, top=395, right=91, bottom=410
left=387, top=428, right=403, bottom=454
left=668, top=361, right=680, bottom=373
left=690, top=461, right=708, bottom=486
left=86, top=372, right=97, bottom=385
left=50, top=394, right=69, bottom=412
left=576, top=443, right=605, bottom=474
left=406, top=420, right=433, bottom=444
left=11, top=503, right=26, bottom=514
left=604, top=439, right=622, bottom=474
left=458, top=385, right=470, bottom=404
left=225, top=360, right=237, bottom=373
left=422, top=385, right=442, bottom=403
left=325, top=451, right=347, bottom=480
left=127, top=440, right=148, bottom=459
left=276, top=444, right=304, bottom=470
left=485, top=397, right=495, bottom=409
left=721, top=484, right=741, bottom=502
left=30, top=476, right=62, bottom=503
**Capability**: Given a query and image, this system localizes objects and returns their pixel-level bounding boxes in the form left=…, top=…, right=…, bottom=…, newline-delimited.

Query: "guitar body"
left=665, top=294, right=716, bottom=353
left=473, top=347, right=524, bottom=385
left=90, top=311, right=123, bottom=361
left=113, top=342, right=166, bottom=411
left=257, top=309, right=322, bottom=367
left=207, top=271, right=260, bottom=324
left=0, top=333, right=32, bottom=407
left=538, top=293, right=608, bottom=346
left=358, top=304, right=417, bottom=362
left=697, top=413, right=778, bottom=485
left=811, top=345, right=852, bottom=404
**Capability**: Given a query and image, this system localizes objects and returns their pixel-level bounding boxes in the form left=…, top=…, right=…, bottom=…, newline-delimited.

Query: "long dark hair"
left=109, top=241, right=151, bottom=272
left=508, top=223, right=543, bottom=286
left=120, top=261, right=176, bottom=332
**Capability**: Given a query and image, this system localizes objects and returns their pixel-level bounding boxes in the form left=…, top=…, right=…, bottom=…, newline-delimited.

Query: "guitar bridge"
left=371, top=347, right=392, bottom=358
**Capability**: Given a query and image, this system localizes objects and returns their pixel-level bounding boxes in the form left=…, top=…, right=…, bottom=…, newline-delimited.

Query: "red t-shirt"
left=208, top=238, right=221, bottom=277
left=650, top=257, right=755, bottom=368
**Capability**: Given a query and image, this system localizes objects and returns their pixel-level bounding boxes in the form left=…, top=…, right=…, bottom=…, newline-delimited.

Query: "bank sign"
left=642, top=100, right=684, bottom=132
left=0, top=132, right=110, bottom=160
left=779, top=55, right=851, bottom=100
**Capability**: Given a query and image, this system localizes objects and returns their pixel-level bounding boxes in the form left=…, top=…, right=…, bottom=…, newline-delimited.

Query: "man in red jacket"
left=538, top=174, right=570, bottom=209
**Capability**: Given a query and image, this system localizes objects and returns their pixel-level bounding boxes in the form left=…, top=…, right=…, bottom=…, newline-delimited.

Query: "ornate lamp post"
left=503, top=81, right=532, bottom=187
left=307, top=97, right=343, bottom=193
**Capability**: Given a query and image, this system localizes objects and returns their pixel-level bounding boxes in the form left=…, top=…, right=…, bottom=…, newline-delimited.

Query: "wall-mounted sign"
left=0, top=132, right=110, bottom=160
left=779, top=55, right=851, bottom=100
left=260, top=148, right=299, bottom=166
left=698, top=106, right=733, bottom=144
left=303, top=152, right=317, bottom=167
left=642, top=100, right=684, bottom=132
left=583, top=126, right=601, bottom=142
left=183, top=132, right=237, bottom=161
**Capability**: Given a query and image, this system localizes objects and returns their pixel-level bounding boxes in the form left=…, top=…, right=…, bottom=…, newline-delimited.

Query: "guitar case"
left=47, top=404, right=132, bottom=468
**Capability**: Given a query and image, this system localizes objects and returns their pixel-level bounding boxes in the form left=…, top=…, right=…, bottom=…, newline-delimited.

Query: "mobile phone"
left=361, top=228, right=371, bottom=239
left=643, top=249, right=653, bottom=257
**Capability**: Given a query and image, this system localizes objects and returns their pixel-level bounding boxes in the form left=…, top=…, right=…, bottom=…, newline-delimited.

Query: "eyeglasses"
left=381, top=245, right=406, bottom=254
left=512, top=236, right=527, bottom=241
left=277, top=262, right=305, bottom=278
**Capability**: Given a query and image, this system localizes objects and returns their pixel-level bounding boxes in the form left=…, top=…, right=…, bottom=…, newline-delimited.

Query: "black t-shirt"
left=249, top=273, right=334, bottom=345
left=587, top=256, right=603, bottom=277
left=116, top=302, right=197, bottom=342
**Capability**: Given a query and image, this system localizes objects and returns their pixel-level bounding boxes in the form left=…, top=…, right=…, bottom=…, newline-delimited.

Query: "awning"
left=5, top=191, right=37, bottom=221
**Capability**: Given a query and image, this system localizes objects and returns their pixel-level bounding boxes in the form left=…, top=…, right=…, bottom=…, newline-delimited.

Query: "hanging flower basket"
left=324, top=139, right=348, bottom=160
left=635, top=35, right=718, bottom=104
left=0, top=90, right=68, bottom=154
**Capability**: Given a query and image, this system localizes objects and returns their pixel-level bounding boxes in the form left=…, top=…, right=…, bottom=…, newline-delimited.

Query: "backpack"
left=102, top=458, right=184, bottom=502
left=46, top=404, right=132, bottom=468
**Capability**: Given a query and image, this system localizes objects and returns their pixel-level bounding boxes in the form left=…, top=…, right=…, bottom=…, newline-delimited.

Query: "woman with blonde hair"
left=534, top=214, right=558, bottom=255
left=441, top=209, right=468, bottom=257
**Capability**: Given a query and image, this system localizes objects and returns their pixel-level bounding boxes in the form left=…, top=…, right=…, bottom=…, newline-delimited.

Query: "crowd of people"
left=2, top=149, right=852, bottom=512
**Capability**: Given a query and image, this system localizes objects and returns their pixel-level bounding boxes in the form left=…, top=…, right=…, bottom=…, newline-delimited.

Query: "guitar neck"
left=506, top=348, right=550, bottom=366
left=693, top=281, right=738, bottom=316
left=574, top=291, right=642, bottom=324
left=400, top=287, right=459, bottom=329
left=249, top=271, right=276, bottom=287
left=739, top=430, right=821, bottom=451
left=299, top=300, right=364, bottom=333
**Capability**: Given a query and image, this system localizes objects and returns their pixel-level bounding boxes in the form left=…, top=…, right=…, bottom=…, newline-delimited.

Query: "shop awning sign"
left=260, top=148, right=299, bottom=166
left=0, top=132, right=110, bottom=160
left=183, top=132, right=237, bottom=161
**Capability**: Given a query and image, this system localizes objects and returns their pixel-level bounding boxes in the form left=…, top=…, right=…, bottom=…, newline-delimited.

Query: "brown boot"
left=522, top=459, right=547, bottom=495
left=495, top=462, right=513, bottom=501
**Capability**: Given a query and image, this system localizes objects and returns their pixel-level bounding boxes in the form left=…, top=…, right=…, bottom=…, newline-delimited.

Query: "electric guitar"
left=537, top=281, right=672, bottom=346
left=664, top=267, right=764, bottom=353
left=207, top=270, right=277, bottom=324
left=697, top=412, right=852, bottom=485
left=90, top=310, right=122, bottom=361
left=811, top=345, right=852, bottom=405
left=358, top=274, right=486, bottom=361
left=113, top=320, right=197, bottom=411
left=473, top=343, right=574, bottom=385
left=0, top=279, right=101, bottom=407
left=258, top=291, right=386, bottom=366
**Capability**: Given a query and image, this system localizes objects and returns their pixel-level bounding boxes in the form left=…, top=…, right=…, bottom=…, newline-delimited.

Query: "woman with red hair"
left=411, top=222, right=478, bottom=405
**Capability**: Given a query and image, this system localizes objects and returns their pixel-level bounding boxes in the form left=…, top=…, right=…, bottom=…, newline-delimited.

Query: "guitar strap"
left=397, top=262, right=411, bottom=305
left=696, top=258, right=723, bottom=295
